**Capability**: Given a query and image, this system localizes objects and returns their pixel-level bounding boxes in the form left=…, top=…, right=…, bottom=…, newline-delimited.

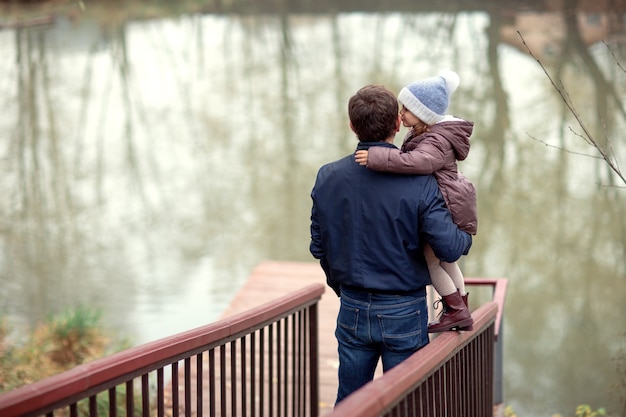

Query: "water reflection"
left=1, top=1, right=625, bottom=415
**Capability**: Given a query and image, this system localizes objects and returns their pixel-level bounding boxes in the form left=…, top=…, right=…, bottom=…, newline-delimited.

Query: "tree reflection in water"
left=0, top=1, right=625, bottom=415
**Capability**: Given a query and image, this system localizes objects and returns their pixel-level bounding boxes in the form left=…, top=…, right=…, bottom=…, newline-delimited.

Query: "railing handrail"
left=465, top=277, right=508, bottom=340
left=326, top=301, right=499, bottom=417
left=0, top=283, right=325, bottom=417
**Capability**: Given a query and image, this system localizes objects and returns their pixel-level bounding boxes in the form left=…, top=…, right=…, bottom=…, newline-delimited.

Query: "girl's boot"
left=428, top=290, right=474, bottom=333
left=460, top=292, right=473, bottom=331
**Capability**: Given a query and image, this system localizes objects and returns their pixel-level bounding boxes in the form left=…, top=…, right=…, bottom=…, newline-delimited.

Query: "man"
left=309, top=85, right=472, bottom=405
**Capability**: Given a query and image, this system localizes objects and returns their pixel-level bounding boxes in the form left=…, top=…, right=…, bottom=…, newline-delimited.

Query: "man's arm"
left=419, top=179, right=472, bottom=262
left=310, top=187, right=341, bottom=296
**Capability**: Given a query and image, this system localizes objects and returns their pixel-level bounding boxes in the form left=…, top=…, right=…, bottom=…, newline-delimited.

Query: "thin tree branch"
left=517, top=31, right=626, bottom=186
left=604, top=40, right=626, bottom=74
left=526, top=133, right=604, bottom=159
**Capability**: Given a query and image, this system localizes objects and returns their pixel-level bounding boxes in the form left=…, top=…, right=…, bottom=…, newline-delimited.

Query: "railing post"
left=491, top=278, right=507, bottom=407
left=494, top=317, right=504, bottom=405
left=309, top=303, right=320, bottom=417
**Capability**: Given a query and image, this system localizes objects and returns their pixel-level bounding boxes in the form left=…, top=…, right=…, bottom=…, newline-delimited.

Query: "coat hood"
left=429, top=118, right=473, bottom=161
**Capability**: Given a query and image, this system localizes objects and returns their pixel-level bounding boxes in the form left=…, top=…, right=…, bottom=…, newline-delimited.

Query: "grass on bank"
left=0, top=306, right=129, bottom=394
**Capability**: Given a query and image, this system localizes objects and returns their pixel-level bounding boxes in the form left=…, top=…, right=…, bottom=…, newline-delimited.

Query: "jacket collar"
left=356, top=141, right=397, bottom=151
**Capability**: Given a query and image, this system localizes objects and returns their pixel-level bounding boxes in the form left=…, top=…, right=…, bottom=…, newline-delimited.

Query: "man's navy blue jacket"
left=310, top=142, right=472, bottom=296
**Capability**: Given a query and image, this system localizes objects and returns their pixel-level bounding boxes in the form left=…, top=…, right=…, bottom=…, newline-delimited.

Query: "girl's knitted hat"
left=397, top=69, right=460, bottom=125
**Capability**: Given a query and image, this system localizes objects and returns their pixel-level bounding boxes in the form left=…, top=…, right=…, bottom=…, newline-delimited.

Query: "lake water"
left=1, top=1, right=625, bottom=415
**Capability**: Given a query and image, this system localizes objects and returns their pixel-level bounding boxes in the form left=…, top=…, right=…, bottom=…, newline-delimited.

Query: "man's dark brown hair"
left=348, top=85, right=399, bottom=143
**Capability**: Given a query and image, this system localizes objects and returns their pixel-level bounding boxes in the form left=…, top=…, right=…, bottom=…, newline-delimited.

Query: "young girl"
left=355, top=70, right=477, bottom=333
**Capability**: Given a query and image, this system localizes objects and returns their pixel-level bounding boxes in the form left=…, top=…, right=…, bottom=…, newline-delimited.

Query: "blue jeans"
left=335, top=287, right=429, bottom=405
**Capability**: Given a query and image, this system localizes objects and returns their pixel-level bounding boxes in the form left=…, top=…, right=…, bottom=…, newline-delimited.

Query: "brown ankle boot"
left=428, top=290, right=474, bottom=333
left=459, top=292, right=473, bottom=331
left=461, top=292, right=468, bottom=307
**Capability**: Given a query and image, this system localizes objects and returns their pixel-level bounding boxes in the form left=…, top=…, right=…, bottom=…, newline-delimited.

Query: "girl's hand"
left=355, top=150, right=369, bottom=166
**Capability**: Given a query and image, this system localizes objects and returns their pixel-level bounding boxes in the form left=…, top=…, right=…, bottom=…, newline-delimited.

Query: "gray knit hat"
left=397, top=69, right=460, bottom=125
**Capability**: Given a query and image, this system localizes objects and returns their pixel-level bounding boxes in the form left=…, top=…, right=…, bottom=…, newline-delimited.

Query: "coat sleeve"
left=367, top=137, right=447, bottom=174
left=310, top=181, right=341, bottom=297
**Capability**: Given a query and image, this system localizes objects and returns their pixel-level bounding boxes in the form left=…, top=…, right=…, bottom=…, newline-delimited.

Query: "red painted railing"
left=0, top=284, right=325, bottom=417
left=325, top=278, right=508, bottom=417
left=0, top=277, right=507, bottom=417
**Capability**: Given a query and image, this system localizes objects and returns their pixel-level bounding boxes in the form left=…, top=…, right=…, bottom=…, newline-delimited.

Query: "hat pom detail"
left=439, top=69, right=460, bottom=95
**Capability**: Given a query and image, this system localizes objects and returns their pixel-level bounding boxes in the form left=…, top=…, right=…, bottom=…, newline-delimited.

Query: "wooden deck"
left=218, top=260, right=382, bottom=415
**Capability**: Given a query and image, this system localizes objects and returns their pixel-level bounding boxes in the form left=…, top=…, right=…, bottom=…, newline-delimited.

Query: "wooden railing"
left=325, top=278, right=508, bottom=417
left=0, top=277, right=507, bottom=417
left=0, top=283, right=325, bottom=417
